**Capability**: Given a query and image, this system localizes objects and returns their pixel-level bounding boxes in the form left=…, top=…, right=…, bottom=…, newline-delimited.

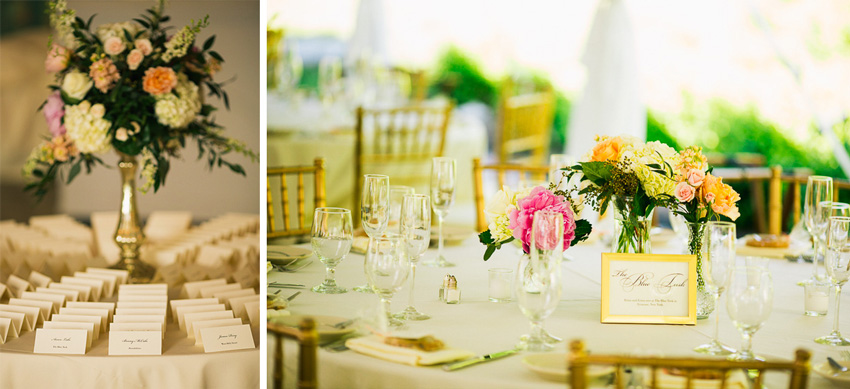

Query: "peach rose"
left=134, top=38, right=153, bottom=56
left=127, top=49, right=144, bottom=70
left=90, top=58, right=120, bottom=93
left=103, top=37, right=126, bottom=56
left=686, top=168, right=705, bottom=187
left=45, top=44, right=70, bottom=73
left=674, top=181, right=695, bottom=202
left=143, top=67, right=177, bottom=95
left=590, top=136, right=625, bottom=162
left=115, top=127, right=129, bottom=141
left=703, top=174, right=740, bottom=220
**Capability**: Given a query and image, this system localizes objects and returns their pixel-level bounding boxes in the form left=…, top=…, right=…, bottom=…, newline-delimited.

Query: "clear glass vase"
left=686, top=221, right=714, bottom=319
left=612, top=196, right=653, bottom=254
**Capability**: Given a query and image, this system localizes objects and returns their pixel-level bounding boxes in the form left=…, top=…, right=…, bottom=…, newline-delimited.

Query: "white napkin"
left=346, top=335, right=474, bottom=366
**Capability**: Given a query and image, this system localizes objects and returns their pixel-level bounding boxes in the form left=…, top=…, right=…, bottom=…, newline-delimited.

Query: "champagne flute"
left=815, top=216, right=850, bottom=346
left=388, top=186, right=415, bottom=234
left=318, top=56, right=342, bottom=108
left=310, top=208, right=353, bottom=294
left=278, top=40, right=302, bottom=96
left=424, top=157, right=457, bottom=267
left=365, top=235, right=410, bottom=329
left=694, top=221, right=736, bottom=355
left=516, top=211, right=564, bottom=351
left=800, top=176, right=833, bottom=286
left=726, top=266, right=773, bottom=361
left=395, top=194, right=431, bottom=320
left=356, top=174, right=391, bottom=293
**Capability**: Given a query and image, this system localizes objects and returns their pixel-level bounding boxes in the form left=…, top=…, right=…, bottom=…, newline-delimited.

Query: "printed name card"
left=199, top=283, right=241, bottom=299
left=601, top=253, right=696, bottom=325
left=244, top=301, right=260, bottom=329
left=108, top=330, right=162, bottom=355
left=182, top=279, right=227, bottom=299
left=6, top=275, right=33, bottom=298
left=51, top=314, right=102, bottom=339
left=214, top=288, right=255, bottom=308
left=156, top=262, right=185, bottom=286
left=192, top=318, right=242, bottom=343
left=118, top=294, right=168, bottom=303
left=49, top=283, right=92, bottom=302
left=86, top=268, right=129, bottom=285
left=59, top=307, right=109, bottom=332
left=177, top=304, right=226, bottom=330
left=182, top=264, right=209, bottom=283
left=21, top=291, right=66, bottom=314
left=111, top=322, right=163, bottom=339
left=232, top=266, right=258, bottom=289
left=112, top=315, right=166, bottom=332
left=33, top=328, right=88, bottom=354
left=185, top=310, right=233, bottom=334
left=61, top=277, right=104, bottom=301
left=200, top=324, right=255, bottom=353
left=28, top=271, right=53, bottom=289
left=65, top=301, right=115, bottom=321
left=74, top=272, right=118, bottom=297
left=169, top=298, right=218, bottom=321
left=43, top=321, right=94, bottom=350
left=118, top=283, right=168, bottom=294
left=36, top=287, right=79, bottom=302
left=229, top=295, right=260, bottom=321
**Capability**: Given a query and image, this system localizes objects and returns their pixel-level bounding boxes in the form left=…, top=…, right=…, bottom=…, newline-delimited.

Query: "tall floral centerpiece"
left=23, top=0, right=257, bottom=282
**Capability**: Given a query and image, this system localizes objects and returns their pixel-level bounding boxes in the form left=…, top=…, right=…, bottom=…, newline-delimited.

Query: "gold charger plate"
left=271, top=315, right=356, bottom=342
left=522, top=353, right=615, bottom=382
left=813, top=360, right=850, bottom=384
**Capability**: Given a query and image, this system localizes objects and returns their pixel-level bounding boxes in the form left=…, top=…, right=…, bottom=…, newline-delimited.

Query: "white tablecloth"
left=268, top=238, right=847, bottom=388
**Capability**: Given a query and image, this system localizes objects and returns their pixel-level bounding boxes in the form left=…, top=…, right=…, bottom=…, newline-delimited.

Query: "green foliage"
left=646, top=110, right=681, bottom=150
left=427, top=47, right=497, bottom=106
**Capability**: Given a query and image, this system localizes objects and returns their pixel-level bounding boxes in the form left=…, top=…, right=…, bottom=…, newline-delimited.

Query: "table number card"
left=200, top=324, right=255, bottom=353
left=33, top=328, right=88, bottom=355
left=601, top=253, right=696, bottom=325
left=108, top=330, right=162, bottom=356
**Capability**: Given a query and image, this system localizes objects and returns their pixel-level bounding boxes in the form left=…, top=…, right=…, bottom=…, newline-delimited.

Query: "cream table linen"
left=268, top=239, right=845, bottom=388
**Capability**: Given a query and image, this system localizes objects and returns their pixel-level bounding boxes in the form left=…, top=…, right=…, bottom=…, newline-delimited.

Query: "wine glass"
left=726, top=266, right=773, bottom=361
left=356, top=174, right=390, bottom=293
left=310, top=208, right=353, bottom=294
left=318, top=56, right=342, bottom=108
left=694, top=221, right=736, bottom=355
left=800, top=176, right=833, bottom=286
left=815, top=216, right=850, bottom=346
left=516, top=210, right=564, bottom=351
left=424, top=157, right=457, bottom=267
left=395, top=194, right=431, bottom=320
left=388, top=185, right=415, bottom=234
left=278, top=40, right=302, bottom=96
left=365, top=235, right=410, bottom=329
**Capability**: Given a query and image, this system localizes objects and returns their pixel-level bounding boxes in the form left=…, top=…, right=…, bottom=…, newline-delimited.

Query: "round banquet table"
left=268, top=237, right=849, bottom=388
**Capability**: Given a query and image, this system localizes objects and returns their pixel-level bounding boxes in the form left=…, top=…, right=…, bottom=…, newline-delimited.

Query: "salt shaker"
left=439, top=274, right=451, bottom=302
left=445, top=275, right=461, bottom=304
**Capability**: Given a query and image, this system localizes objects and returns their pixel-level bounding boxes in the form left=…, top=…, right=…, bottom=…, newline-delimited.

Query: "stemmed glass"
left=424, top=157, right=457, bottom=267
left=726, top=266, right=773, bottom=361
left=516, top=210, right=564, bottom=351
left=815, top=216, right=850, bottom=346
left=694, top=221, right=736, bottom=355
left=395, top=194, right=431, bottom=320
left=388, top=186, right=415, bottom=234
left=310, top=208, right=353, bottom=294
left=365, top=235, right=410, bottom=329
left=318, top=56, right=342, bottom=109
left=549, top=154, right=575, bottom=190
left=355, top=174, right=390, bottom=293
left=278, top=40, right=302, bottom=96
left=800, top=176, right=833, bottom=286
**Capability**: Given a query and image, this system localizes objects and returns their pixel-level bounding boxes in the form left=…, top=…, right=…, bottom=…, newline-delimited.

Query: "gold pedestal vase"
left=109, top=153, right=155, bottom=283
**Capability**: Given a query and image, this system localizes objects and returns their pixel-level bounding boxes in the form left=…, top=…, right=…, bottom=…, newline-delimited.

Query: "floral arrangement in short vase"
left=478, top=186, right=592, bottom=261
left=23, top=0, right=256, bottom=198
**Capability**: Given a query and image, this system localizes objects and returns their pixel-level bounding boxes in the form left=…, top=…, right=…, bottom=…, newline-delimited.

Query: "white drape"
left=346, top=0, right=389, bottom=66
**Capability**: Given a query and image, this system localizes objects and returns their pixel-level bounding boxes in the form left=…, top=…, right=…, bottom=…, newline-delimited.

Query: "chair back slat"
left=496, top=83, right=554, bottom=166
left=267, top=158, right=326, bottom=239
left=268, top=317, right=318, bottom=389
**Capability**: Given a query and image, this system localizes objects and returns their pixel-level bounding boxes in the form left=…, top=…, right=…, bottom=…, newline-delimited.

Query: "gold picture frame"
left=600, top=253, right=697, bottom=325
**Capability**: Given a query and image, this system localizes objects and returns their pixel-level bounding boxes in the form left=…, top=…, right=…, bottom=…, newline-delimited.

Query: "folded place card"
left=177, top=304, right=225, bottom=331
left=110, top=322, right=163, bottom=339
left=196, top=246, right=236, bottom=268
left=36, top=287, right=79, bottom=302
left=117, top=301, right=168, bottom=310
left=75, top=272, right=118, bottom=298
left=21, top=291, right=66, bottom=314
left=182, top=264, right=209, bottom=283
left=0, top=317, right=11, bottom=343
left=156, top=262, right=185, bottom=286
left=64, top=301, right=115, bottom=321
left=50, top=314, right=101, bottom=340
left=117, top=294, right=168, bottom=303
left=6, top=275, right=33, bottom=298
left=86, top=268, right=129, bottom=285
left=214, top=288, right=255, bottom=308
left=49, top=283, right=92, bottom=302
left=182, top=279, right=227, bottom=299
left=108, top=330, right=162, bottom=356
left=205, top=265, right=231, bottom=282
left=169, top=298, right=218, bottom=321
left=200, top=324, right=255, bottom=353
left=59, top=307, right=109, bottom=333
left=118, top=283, right=168, bottom=293
left=28, top=271, right=53, bottom=289
left=112, top=314, right=166, bottom=332
left=43, top=321, right=94, bottom=350
left=244, top=301, right=260, bottom=328
left=0, top=304, right=38, bottom=330
left=0, top=311, right=24, bottom=336
left=61, top=277, right=104, bottom=301
left=33, top=328, right=88, bottom=355
left=232, top=267, right=258, bottom=289
left=115, top=308, right=167, bottom=317
left=199, top=283, right=241, bottom=299
left=228, top=295, right=260, bottom=321
left=192, top=318, right=242, bottom=343
left=0, top=284, right=12, bottom=301
left=184, top=310, right=233, bottom=334
left=9, top=298, right=51, bottom=322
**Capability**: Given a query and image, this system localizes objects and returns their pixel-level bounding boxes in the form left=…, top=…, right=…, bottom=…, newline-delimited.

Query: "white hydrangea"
left=488, top=214, right=513, bottom=242
left=64, top=101, right=112, bottom=153
left=96, top=21, right=142, bottom=44
left=154, top=73, right=201, bottom=129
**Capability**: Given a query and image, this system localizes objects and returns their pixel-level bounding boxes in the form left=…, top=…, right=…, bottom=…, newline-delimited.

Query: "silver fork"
left=273, top=259, right=313, bottom=273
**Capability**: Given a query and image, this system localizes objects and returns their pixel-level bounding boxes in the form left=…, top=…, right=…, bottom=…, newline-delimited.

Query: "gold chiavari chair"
left=568, top=340, right=811, bottom=389
left=766, top=167, right=850, bottom=234
left=712, top=167, right=774, bottom=234
left=354, top=104, right=453, bottom=224
left=495, top=80, right=555, bottom=165
left=268, top=317, right=318, bottom=389
left=472, top=157, right=549, bottom=232
left=390, top=66, right=428, bottom=103
left=267, top=158, right=326, bottom=240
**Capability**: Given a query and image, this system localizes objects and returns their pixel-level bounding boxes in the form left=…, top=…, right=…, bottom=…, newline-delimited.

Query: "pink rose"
left=508, top=186, right=577, bottom=253
left=674, top=181, right=695, bottom=202
left=127, top=49, right=144, bottom=70
left=103, top=37, right=126, bottom=56
left=45, top=44, right=70, bottom=73
left=43, top=91, right=66, bottom=136
left=686, top=169, right=705, bottom=187
left=704, top=191, right=716, bottom=203
left=134, top=38, right=153, bottom=56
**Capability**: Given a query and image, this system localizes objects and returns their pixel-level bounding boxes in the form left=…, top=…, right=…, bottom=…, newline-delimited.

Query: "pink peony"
left=674, top=181, right=695, bottom=202
left=45, top=44, right=70, bottom=73
left=134, top=38, right=153, bottom=56
left=103, top=37, right=126, bottom=56
left=508, top=186, right=577, bottom=253
left=127, top=49, right=144, bottom=70
left=90, top=58, right=120, bottom=93
left=686, top=169, right=705, bottom=187
left=43, top=91, right=66, bottom=136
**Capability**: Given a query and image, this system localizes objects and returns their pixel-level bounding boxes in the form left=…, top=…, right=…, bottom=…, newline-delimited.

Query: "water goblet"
left=799, top=176, right=833, bottom=286
left=424, top=157, right=456, bottom=267
left=726, top=266, right=773, bottom=361
left=395, top=194, right=431, bottom=320
left=694, top=221, right=736, bottom=355
left=365, top=235, right=410, bottom=329
left=815, top=216, right=850, bottom=346
left=310, top=208, right=353, bottom=294
left=355, top=174, right=390, bottom=293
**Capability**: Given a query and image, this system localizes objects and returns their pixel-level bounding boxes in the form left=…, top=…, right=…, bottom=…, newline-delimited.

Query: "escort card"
left=21, top=291, right=66, bottom=313
left=244, top=301, right=260, bottom=329
left=74, top=272, right=118, bottom=297
left=205, top=265, right=231, bottom=282
left=59, top=307, right=109, bottom=332
left=108, top=330, right=162, bottom=356
left=43, top=321, right=94, bottom=350
left=199, top=283, right=241, bottom=299
left=600, top=253, right=697, bottom=325
left=0, top=284, right=11, bottom=302
left=6, top=275, right=33, bottom=298
left=182, top=279, right=226, bottom=299
left=61, top=276, right=104, bottom=301
left=200, top=324, right=255, bottom=353
left=192, top=318, right=242, bottom=343
left=169, top=298, right=218, bottom=321
left=9, top=298, right=52, bottom=322
left=156, top=262, right=185, bottom=286
left=118, top=283, right=168, bottom=293
left=115, top=307, right=167, bottom=317
left=229, top=295, right=260, bottom=321
left=0, top=317, right=11, bottom=343
left=86, top=268, right=129, bottom=285
left=117, top=301, right=168, bottom=310
left=117, top=294, right=168, bottom=303
left=182, top=264, right=209, bottom=283
left=33, top=328, right=88, bottom=355
left=177, top=304, right=226, bottom=331
left=49, top=283, right=92, bottom=302
left=51, top=314, right=101, bottom=339
left=28, top=271, right=53, bottom=289
left=0, top=304, right=38, bottom=330
left=36, top=287, right=79, bottom=302
left=110, top=322, right=163, bottom=339
left=0, top=311, right=25, bottom=336
left=112, top=314, right=167, bottom=332
left=65, top=301, right=115, bottom=321
left=214, top=288, right=255, bottom=308
left=185, top=310, right=233, bottom=334
left=232, top=266, right=258, bottom=289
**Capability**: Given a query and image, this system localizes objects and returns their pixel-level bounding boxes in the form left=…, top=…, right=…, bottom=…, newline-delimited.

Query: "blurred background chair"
left=472, top=157, right=549, bottom=232
left=766, top=166, right=850, bottom=234
left=267, top=158, right=326, bottom=242
left=495, top=79, right=555, bottom=165
left=268, top=317, right=318, bottom=389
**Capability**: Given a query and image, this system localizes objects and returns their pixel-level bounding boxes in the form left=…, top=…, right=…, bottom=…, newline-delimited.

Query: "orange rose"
left=590, top=136, right=625, bottom=162
left=143, top=67, right=178, bottom=96
left=703, top=174, right=740, bottom=220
